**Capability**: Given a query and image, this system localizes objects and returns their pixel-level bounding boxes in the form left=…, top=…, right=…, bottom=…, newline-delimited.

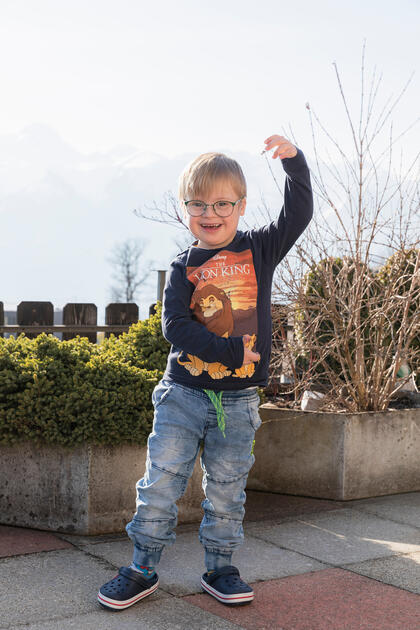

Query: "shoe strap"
left=119, top=566, right=154, bottom=587
left=206, top=565, right=240, bottom=585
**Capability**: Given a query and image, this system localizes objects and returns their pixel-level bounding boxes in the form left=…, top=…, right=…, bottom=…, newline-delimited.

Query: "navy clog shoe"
left=98, top=566, right=159, bottom=611
left=201, top=565, right=254, bottom=605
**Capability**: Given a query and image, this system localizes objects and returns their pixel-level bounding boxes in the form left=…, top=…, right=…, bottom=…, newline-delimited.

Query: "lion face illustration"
left=199, top=294, right=223, bottom=318
left=191, top=284, right=234, bottom=337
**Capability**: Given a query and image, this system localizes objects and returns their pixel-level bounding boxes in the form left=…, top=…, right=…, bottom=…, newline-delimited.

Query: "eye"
left=190, top=201, right=205, bottom=209
left=216, top=201, right=230, bottom=208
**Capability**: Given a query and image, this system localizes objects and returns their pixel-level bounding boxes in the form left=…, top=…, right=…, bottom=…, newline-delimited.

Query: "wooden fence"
left=0, top=300, right=294, bottom=359
left=0, top=301, right=158, bottom=343
left=0, top=299, right=295, bottom=390
left=0, top=272, right=168, bottom=343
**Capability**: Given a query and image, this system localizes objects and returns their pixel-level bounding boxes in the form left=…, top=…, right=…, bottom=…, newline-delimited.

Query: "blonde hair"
left=178, top=152, right=247, bottom=201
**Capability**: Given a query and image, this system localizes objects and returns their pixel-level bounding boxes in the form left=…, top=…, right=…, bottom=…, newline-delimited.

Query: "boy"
left=98, top=135, right=313, bottom=610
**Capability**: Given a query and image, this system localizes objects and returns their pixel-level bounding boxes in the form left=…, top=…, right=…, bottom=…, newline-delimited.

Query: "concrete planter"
left=247, top=404, right=420, bottom=500
left=3, top=406, right=419, bottom=534
left=0, top=442, right=204, bottom=535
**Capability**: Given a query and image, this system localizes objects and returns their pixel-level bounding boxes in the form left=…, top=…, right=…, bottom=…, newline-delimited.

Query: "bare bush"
left=271, top=44, right=419, bottom=412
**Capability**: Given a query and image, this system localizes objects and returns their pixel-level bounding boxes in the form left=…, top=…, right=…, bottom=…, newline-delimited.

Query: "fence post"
left=63, top=303, right=98, bottom=343
left=105, top=303, right=139, bottom=339
left=157, top=270, right=166, bottom=303
left=149, top=269, right=167, bottom=316
left=17, top=301, right=54, bottom=339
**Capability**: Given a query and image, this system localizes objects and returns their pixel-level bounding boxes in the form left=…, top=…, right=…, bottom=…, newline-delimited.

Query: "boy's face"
left=183, top=179, right=246, bottom=250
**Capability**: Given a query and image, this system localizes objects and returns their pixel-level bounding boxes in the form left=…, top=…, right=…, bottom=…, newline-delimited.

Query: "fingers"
left=263, top=135, right=297, bottom=159
left=271, top=141, right=295, bottom=159
left=243, top=348, right=261, bottom=365
left=243, top=352, right=260, bottom=365
left=263, top=134, right=285, bottom=150
left=264, top=134, right=284, bottom=145
left=273, top=143, right=292, bottom=159
left=242, top=335, right=260, bottom=364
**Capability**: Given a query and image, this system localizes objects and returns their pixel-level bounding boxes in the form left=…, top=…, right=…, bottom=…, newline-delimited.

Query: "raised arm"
left=251, top=135, right=313, bottom=268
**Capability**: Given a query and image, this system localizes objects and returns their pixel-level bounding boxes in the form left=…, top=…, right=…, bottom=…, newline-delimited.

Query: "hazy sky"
left=0, top=0, right=419, bottom=321
left=1, top=0, right=418, bottom=155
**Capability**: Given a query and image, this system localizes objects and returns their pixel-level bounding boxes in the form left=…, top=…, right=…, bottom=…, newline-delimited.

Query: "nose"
left=202, top=203, right=218, bottom=217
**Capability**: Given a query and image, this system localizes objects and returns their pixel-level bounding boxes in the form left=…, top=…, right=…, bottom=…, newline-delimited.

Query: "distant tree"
left=107, top=238, right=153, bottom=303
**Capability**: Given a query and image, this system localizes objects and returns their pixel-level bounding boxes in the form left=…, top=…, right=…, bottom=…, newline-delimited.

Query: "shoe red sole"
left=201, top=577, right=254, bottom=605
left=98, top=579, right=159, bottom=610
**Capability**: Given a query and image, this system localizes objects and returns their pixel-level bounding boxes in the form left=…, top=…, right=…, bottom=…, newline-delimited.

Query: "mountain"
left=0, top=124, right=284, bottom=321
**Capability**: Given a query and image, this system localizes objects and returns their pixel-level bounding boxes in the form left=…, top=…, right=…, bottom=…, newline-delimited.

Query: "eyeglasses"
left=184, top=197, right=245, bottom=217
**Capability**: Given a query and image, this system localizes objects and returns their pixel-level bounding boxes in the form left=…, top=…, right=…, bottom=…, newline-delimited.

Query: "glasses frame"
left=183, top=196, right=245, bottom=217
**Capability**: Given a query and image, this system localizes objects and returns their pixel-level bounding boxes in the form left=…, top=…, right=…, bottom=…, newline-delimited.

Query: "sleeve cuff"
left=281, top=147, right=307, bottom=172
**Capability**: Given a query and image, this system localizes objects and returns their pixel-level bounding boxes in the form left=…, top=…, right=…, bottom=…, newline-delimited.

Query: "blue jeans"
left=125, top=379, right=262, bottom=571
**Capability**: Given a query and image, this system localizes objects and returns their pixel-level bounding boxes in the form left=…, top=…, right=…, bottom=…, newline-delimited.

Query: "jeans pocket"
left=248, top=393, right=262, bottom=432
left=152, top=380, right=175, bottom=409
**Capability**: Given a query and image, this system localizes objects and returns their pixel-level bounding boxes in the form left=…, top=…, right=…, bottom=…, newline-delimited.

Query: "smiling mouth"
left=201, top=223, right=221, bottom=229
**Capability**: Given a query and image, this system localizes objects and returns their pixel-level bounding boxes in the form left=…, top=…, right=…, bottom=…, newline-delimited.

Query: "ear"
left=239, top=197, right=246, bottom=216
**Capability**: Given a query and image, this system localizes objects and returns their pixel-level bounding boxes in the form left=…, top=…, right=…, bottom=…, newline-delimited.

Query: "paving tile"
left=83, top=528, right=327, bottom=596
left=347, top=492, right=420, bottom=529
left=0, top=525, right=72, bottom=558
left=247, top=508, right=420, bottom=564
left=184, top=568, right=420, bottom=630
left=0, top=548, right=167, bottom=628
left=244, top=490, right=345, bottom=523
left=346, top=550, right=420, bottom=594
left=3, top=597, right=243, bottom=630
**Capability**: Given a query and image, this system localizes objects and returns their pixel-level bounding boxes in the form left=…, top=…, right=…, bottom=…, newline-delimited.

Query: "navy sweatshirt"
left=161, top=148, right=313, bottom=391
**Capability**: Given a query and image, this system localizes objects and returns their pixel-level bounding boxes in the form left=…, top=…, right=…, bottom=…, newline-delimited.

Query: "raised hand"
left=263, top=135, right=297, bottom=159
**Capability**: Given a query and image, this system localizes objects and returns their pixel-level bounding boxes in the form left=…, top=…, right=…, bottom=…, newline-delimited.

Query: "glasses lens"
left=214, top=201, right=234, bottom=217
left=186, top=201, right=205, bottom=216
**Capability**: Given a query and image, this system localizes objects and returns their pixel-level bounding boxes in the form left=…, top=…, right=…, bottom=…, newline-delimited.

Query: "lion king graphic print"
left=176, top=249, right=258, bottom=380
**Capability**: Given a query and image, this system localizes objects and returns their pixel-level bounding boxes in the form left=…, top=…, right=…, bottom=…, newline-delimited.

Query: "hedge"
left=0, top=305, right=170, bottom=447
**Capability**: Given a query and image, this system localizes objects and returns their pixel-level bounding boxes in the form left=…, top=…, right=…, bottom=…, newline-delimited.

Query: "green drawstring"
left=203, top=389, right=226, bottom=438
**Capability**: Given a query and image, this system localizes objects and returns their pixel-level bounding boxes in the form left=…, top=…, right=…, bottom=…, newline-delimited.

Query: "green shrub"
left=0, top=305, right=169, bottom=447
left=101, top=304, right=170, bottom=372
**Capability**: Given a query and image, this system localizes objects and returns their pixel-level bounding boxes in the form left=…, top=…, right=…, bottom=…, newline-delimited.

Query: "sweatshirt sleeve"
left=249, top=148, right=313, bottom=268
left=161, top=258, right=245, bottom=370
